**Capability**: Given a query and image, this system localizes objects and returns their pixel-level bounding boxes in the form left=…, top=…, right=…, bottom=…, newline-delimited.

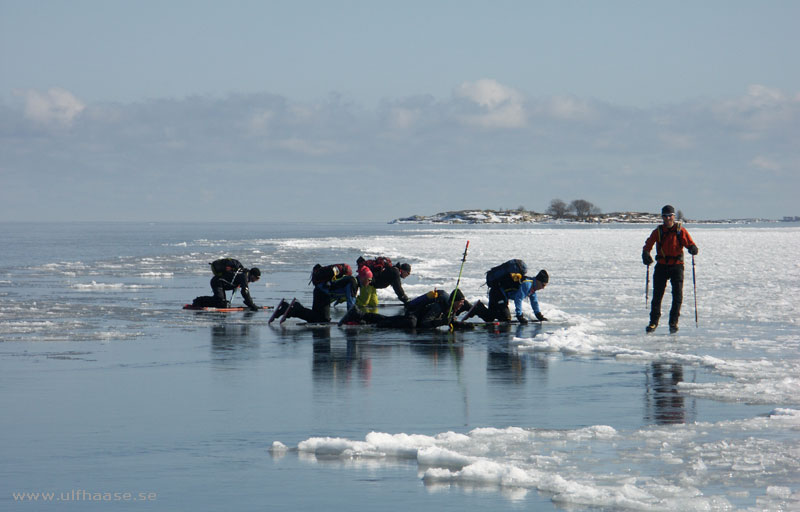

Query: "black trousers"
left=471, top=287, right=513, bottom=322
left=650, top=263, right=684, bottom=326
left=210, top=276, right=231, bottom=306
left=290, top=278, right=356, bottom=323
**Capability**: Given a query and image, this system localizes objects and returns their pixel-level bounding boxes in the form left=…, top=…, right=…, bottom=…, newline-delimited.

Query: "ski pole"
left=692, top=255, right=698, bottom=327
left=645, top=264, right=650, bottom=309
left=228, top=268, right=242, bottom=305
left=448, top=240, right=470, bottom=331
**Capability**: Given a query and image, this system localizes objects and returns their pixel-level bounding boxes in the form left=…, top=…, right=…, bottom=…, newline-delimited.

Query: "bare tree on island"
left=569, top=199, right=601, bottom=218
left=546, top=199, right=569, bottom=218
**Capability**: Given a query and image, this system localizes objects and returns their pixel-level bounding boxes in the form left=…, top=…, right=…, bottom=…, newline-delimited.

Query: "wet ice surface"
left=1, top=222, right=798, bottom=511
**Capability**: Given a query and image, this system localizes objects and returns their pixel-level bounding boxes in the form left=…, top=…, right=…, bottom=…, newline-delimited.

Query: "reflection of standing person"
left=642, top=205, right=698, bottom=333
left=647, top=363, right=685, bottom=425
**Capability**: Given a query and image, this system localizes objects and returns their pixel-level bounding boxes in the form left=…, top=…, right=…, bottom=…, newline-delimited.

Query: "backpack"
left=210, top=258, right=244, bottom=277
left=405, top=289, right=442, bottom=310
left=485, top=259, right=528, bottom=287
left=310, top=263, right=352, bottom=285
left=361, top=256, right=393, bottom=275
left=192, top=295, right=227, bottom=308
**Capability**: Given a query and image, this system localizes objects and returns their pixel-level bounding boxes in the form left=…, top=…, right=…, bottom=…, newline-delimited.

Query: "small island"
left=391, top=209, right=662, bottom=224
left=389, top=201, right=788, bottom=225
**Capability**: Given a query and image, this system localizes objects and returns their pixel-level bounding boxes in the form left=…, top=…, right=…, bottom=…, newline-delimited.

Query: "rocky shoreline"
left=389, top=209, right=781, bottom=225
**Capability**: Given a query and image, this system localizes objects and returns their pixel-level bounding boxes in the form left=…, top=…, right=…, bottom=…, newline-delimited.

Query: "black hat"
left=249, top=267, right=261, bottom=278
left=450, top=288, right=465, bottom=303
left=398, top=263, right=411, bottom=273
left=535, top=269, right=549, bottom=284
left=661, top=205, right=676, bottom=216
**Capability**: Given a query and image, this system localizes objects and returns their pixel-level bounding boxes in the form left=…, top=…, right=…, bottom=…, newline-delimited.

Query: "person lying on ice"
left=464, top=269, right=549, bottom=324
left=339, top=288, right=471, bottom=329
left=271, top=263, right=357, bottom=323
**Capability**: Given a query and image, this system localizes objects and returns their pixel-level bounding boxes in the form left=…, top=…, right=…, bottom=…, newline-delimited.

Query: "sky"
left=1, top=0, right=799, bottom=222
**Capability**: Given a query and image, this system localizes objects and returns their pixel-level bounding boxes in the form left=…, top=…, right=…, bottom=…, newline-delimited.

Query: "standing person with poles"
left=642, top=205, right=699, bottom=334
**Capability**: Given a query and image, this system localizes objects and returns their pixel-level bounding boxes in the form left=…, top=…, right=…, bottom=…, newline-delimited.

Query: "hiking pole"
left=645, top=264, right=650, bottom=309
left=227, top=268, right=242, bottom=306
left=692, top=255, right=698, bottom=327
left=448, top=240, right=470, bottom=331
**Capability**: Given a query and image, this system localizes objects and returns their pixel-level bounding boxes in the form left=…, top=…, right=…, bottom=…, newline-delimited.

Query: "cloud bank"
left=1, top=80, right=798, bottom=221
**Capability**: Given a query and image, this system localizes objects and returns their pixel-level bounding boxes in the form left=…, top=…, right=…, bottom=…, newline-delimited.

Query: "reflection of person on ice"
left=642, top=205, right=699, bottom=333
left=209, top=258, right=261, bottom=310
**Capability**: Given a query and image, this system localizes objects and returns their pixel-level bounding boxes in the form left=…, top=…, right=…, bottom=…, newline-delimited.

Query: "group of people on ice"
left=268, top=257, right=550, bottom=329
left=199, top=204, right=698, bottom=334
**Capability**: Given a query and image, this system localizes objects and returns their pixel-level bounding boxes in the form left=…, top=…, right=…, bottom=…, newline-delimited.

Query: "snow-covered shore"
left=389, top=209, right=779, bottom=224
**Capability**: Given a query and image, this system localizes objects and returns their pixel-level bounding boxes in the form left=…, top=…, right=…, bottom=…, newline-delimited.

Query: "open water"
left=1, top=222, right=798, bottom=511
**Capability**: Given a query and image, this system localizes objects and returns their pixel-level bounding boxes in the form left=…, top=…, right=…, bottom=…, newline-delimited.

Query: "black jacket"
left=212, top=269, right=257, bottom=308
left=371, top=266, right=408, bottom=303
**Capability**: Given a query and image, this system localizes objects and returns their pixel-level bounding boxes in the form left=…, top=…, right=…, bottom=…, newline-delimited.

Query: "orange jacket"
left=643, top=223, right=696, bottom=265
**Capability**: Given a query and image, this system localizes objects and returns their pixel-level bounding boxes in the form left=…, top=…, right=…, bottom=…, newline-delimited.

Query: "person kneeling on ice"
left=271, top=263, right=357, bottom=323
left=355, top=265, right=378, bottom=310
left=642, top=204, right=698, bottom=334
left=340, top=288, right=471, bottom=329
left=209, top=258, right=261, bottom=310
left=464, top=266, right=549, bottom=324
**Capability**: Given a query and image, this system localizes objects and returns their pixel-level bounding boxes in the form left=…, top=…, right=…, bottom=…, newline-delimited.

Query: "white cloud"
left=456, top=79, right=521, bottom=109
left=455, top=79, right=527, bottom=129
left=389, top=107, right=420, bottom=130
left=750, top=155, right=782, bottom=173
left=546, top=96, right=596, bottom=120
left=16, top=87, right=85, bottom=127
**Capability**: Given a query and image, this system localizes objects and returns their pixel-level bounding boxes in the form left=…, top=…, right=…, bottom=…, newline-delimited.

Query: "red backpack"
left=362, top=256, right=392, bottom=275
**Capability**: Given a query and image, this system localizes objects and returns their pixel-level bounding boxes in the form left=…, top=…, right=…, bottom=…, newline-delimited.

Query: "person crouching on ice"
left=372, top=262, right=412, bottom=305
left=209, top=258, right=261, bottom=310
left=464, top=270, right=549, bottom=324
left=642, top=205, right=698, bottom=334
left=271, top=263, right=357, bottom=323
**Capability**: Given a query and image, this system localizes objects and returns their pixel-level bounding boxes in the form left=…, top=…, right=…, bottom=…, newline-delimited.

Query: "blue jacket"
left=509, top=278, right=541, bottom=318
left=317, top=278, right=356, bottom=310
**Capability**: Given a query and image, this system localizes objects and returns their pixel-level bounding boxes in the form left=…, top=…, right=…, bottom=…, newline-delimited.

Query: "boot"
left=338, top=306, right=363, bottom=326
left=462, top=300, right=482, bottom=320
left=269, top=300, right=289, bottom=323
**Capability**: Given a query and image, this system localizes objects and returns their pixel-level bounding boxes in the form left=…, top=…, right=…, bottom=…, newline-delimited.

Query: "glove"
left=642, top=252, right=653, bottom=265
left=535, top=312, right=548, bottom=322
left=516, top=315, right=529, bottom=325
left=688, top=245, right=698, bottom=255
